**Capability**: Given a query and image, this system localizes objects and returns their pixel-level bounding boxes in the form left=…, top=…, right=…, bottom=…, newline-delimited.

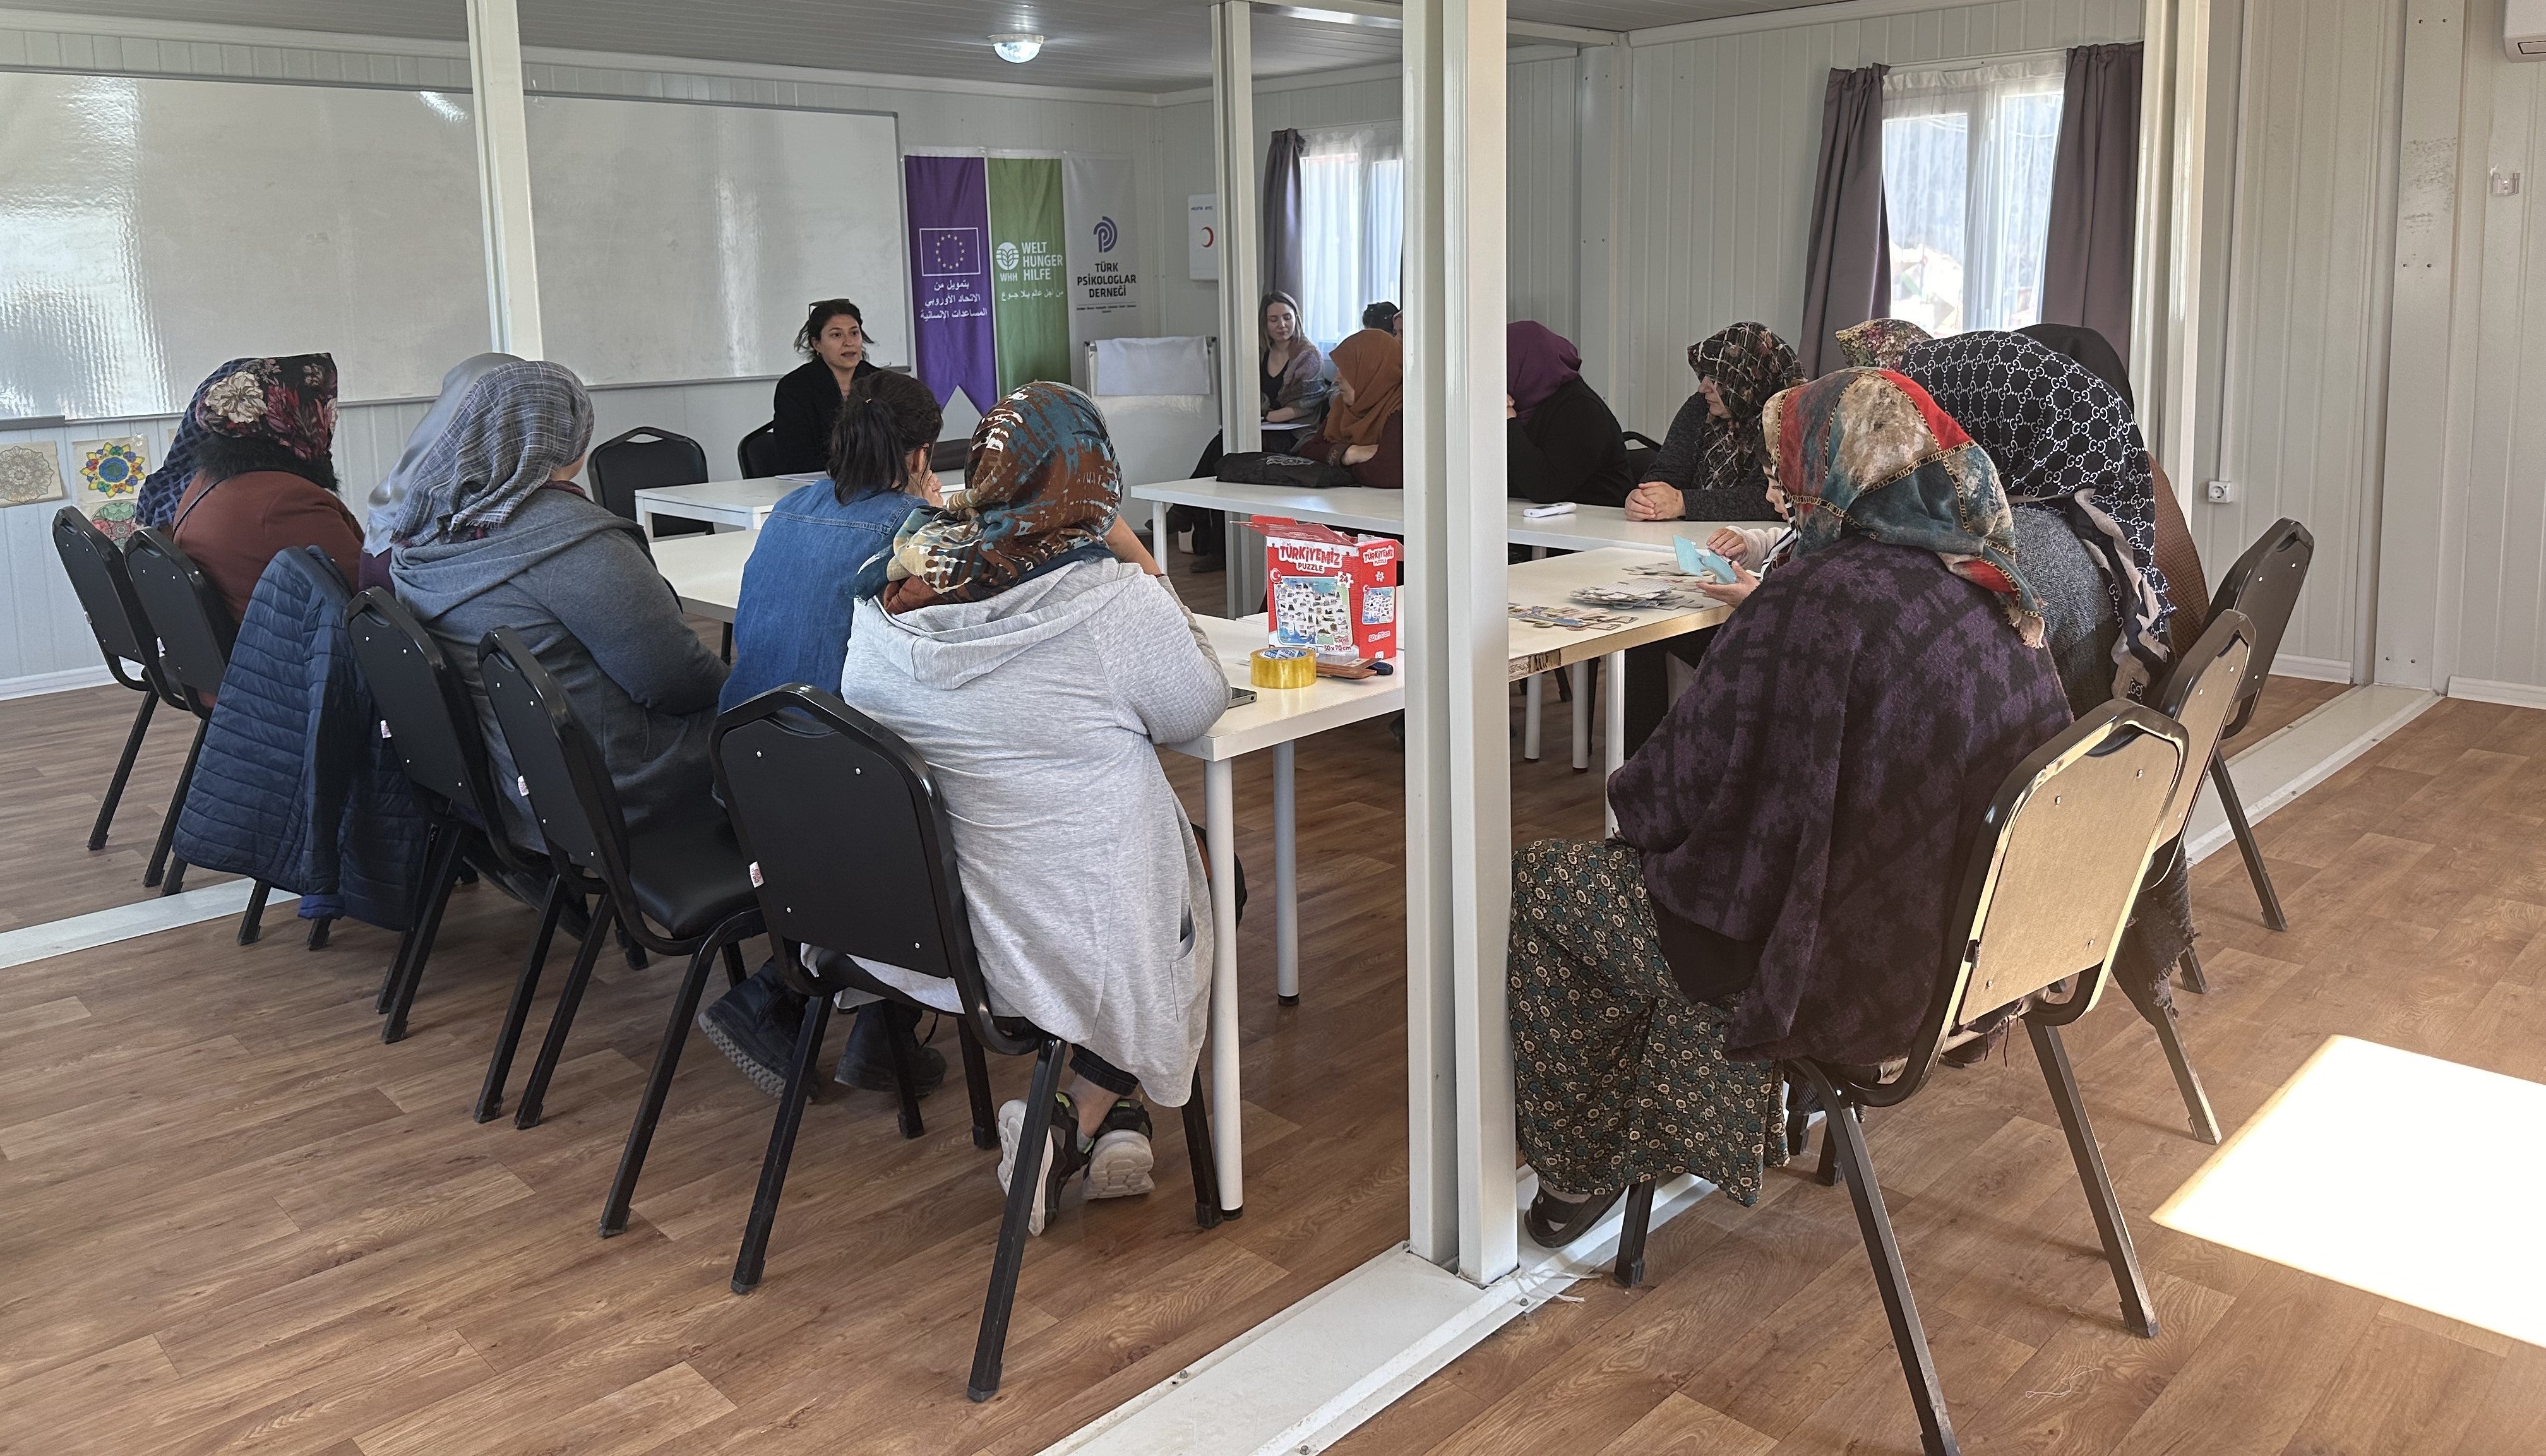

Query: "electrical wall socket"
left=2494, top=170, right=2523, bottom=196
left=2206, top=480, right=2237, bottom=503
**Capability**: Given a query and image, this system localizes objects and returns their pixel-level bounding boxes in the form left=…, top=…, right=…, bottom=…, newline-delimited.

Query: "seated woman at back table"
left=389, top=360, right=727, bottom=852
left=1510, top=367, right=2071, bottom=1246
left=770, top=298, right=883, bottom=475
left=702, top=369, right=952, bottom=1100
left=1506, top=321, right=1634, bottom=507
left=853, top=382, right=1217, bottom=1232
left=167, top=354, right=363, bottom=624
left=1293, top=326, right=1404, bottom=489
left=1623, top=322, right=1801, bottom=524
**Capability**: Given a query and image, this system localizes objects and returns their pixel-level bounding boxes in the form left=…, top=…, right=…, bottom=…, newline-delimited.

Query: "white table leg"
left=1274, top=741, right=1298, bottom=1005
left=1570, top=661, right=1591, bottom=772
left=1152, top=501, right=1170, bottom=578
left=1522, top=546, right=1546, bottom=760
left=1604, top=648, right=1628, bottom=835
left=1206, top=758, right=1243, bottom=1215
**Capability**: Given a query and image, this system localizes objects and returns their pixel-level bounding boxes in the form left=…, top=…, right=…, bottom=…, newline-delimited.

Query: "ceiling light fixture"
left=989, top=33, right=1045, bottom=64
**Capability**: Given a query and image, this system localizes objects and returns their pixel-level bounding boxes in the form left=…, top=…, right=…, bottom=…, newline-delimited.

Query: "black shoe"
left=832, top=1002, right=947, bottom=1095
left=1524, top=1185, right=1625, bottom=1248
left=697, top=963, right=808, bottom=1097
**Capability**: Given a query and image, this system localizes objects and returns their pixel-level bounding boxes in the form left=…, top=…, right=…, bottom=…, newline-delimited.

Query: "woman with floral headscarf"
left=1834, top=317, right=1933, bottom=371
left=167, top=354, right=361, bottom=623
left=1511, top=368, right=2072, bottom=1247
left=1625, top=323, right=1802, bottom=524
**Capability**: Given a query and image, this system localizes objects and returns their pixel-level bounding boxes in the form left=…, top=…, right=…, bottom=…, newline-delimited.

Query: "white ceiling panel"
left=8, top=0, right=1839, bottom=92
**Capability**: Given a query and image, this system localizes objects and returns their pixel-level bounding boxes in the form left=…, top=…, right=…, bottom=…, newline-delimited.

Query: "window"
left=1298, top=122, right=1404, bottom=350
left=1880, top=55, right=2065, bottom=337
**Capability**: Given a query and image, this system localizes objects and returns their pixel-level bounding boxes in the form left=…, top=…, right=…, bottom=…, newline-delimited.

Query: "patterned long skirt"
left=1509, top=838, right=1786, bottom=1206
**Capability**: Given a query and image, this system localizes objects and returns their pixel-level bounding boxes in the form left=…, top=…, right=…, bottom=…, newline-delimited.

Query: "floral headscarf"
left=1322, top=328, right=1403, bottom=448
left=136, top=360, right=246, bottom=528
left=192, top=354, right=338, bottom=462
left=382, top=360, right=594, bottom=547
left=1834, top=318, right=1934, bottom=371
left=1506, top=322, right=1582, bottom=424
left=1684, top=323, right=1802, bottom=500
left=883, top=382, right=1121, bottom=614
left=1901, top=330, right=2169, bottom=674
left=1762, top=368, right=2043, bottom=645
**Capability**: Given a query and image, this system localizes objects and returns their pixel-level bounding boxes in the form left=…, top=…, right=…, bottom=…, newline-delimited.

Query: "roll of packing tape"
left=1251, top=647, right=1317, bottom=689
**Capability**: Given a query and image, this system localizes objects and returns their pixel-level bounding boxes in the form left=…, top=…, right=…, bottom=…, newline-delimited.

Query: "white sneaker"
left=1085, top=1099, right=1156, bottom=1199
left=995, top=1095, right=1087, bottom=1236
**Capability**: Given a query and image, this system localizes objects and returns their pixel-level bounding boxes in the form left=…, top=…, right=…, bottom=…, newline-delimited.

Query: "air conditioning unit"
left=2512, top=0, right=2546, bottom=60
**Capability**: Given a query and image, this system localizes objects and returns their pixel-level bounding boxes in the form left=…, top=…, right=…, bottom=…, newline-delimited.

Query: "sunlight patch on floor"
left=2155, top=1035, right=2546, bottom=1348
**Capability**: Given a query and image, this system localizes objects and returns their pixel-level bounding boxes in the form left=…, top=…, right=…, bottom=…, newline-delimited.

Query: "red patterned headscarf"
left=189, top=354, right=338, bottom=463
left=883, top=382, right=1121, bottom=614
left=1762, top=369, right=2043, bottom=645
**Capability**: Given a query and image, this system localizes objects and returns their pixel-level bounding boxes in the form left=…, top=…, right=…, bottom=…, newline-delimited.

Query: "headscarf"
left=1902, top=330, right=2170, bottom=676
left=2017, top=323, right=2134, bottom=415
left=136, top=359, right=250, bottom=528
left=1760, top=369, right=2042, bottom=645
left=883, top=382, right=1120, bottom=614
left=1506, top=321, right=1582, bottom=424
left=381, top=359, right=595, bottom=548
left=364, top=352, right=521, bottom=552
left=139, top=354, right=340, bottom=527
left=1683, top=323, right=1802, bottom=500
left=1834, top=318, right=1934, bottom=371
left=1322, top=328, right=1403, bottom=448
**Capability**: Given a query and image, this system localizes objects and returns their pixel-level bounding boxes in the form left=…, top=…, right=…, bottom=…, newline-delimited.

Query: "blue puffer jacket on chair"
left=174, top=547, right=429, bottom=929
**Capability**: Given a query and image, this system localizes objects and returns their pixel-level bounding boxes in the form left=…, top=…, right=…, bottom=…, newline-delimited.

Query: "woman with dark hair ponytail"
left=702, top=369, right=953, bottom=1101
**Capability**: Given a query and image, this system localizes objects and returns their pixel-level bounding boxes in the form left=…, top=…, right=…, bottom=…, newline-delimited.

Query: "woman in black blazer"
left=769, top=298, right=882, bottom=474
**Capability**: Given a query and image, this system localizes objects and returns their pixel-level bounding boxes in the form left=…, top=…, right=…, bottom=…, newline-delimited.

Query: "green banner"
left=986, top=156, right=1071, bottom=394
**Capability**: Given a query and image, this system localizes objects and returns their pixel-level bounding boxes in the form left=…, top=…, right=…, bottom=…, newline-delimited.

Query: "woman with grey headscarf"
left=357, top=352, right=520, bottom=587
left=390, top=359, right=727, bottom=850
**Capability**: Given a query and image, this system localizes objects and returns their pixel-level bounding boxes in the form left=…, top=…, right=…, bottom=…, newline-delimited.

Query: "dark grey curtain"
left=1798, top=64, right=1891, bottom=378
left=2043, top=44, right=2143, bottom=359
left=1263, top=128, right=1306, bottom=306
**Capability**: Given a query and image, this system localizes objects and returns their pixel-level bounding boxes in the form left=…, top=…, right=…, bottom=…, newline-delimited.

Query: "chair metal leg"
left=2209, top=750, right=2288, bottom=931
left=730, top=992, right=836, bottom=1294
left=2177, top=946, right=2210, bottom=995
left=475, top=874, right=567, bottom=1123
left=306, top=916, right=333, bottom=950
left=90, top=691, right=156, bottom=851
left=236, top=881, right=271, bottom=945
left=722, top=940, right=748, bottom=988
left=1613, top=1179, right=1656, bottom=1289
left=145, top=719, right=207, bottom=892
left=2025, top=1020, right=2161, bottom=1337
left=958, top=1020, right=998, bottom=1150
left=1183, top=1070, right=1223, bottom=1229
left=381, top=831, right=466, bottom=1044
left=1817, top=1111, right=1844, bottom=1186
left=2147, top=1001, right=2223, bottom=1146
left=879, top=1005, right=926, bottom=1141
left=616, top=914, right=649, bottom=971
left=603, top=919, right=748, bottom=1236
left=378, top=823, right=446, bottom=1013
left=1785, top=1080, right=1810, bottom=1160
left=967, top=1039, right=1065, bottom=1402
left=515, top=898, right=616, bottom=1130
left=1800, top=1064, right=1959, bottom=1456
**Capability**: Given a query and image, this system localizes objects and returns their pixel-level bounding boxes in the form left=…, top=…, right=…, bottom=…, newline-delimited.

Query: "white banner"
left=1062, top=153, right=1142, bottom=340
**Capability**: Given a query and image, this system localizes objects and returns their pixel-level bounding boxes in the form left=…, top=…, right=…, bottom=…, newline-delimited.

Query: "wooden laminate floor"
left=0, top=580, right=2516, bottom=1454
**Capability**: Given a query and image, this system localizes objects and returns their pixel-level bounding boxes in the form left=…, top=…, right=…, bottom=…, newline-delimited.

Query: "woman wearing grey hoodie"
left=386, top=361, right=727, bottom=852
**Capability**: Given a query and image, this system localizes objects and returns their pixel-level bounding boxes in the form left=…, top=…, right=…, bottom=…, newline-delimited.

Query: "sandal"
left=1525, top=1184, right=1625, bottom=1249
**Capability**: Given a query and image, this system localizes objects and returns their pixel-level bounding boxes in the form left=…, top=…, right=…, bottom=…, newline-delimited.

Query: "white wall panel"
left=1611, top=0, right=2142, bottom=436
left=2207, top=0, right=2405, bottom=677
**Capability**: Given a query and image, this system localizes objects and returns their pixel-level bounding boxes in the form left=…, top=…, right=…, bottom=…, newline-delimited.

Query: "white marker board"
left=0, top=71, right=911, bottom=419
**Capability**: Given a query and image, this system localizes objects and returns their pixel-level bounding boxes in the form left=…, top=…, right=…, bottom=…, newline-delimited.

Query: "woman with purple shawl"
left=1512, top=368, right=2074, bottom=1248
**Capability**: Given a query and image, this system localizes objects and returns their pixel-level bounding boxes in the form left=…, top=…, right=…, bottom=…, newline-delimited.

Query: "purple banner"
left=905, top=154, right=998, bottom=415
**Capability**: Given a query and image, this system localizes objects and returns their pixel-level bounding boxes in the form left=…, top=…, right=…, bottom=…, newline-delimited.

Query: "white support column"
left=1402, top=0, right=1515, bottom=1286
left=2155, top=0, right=2214, bottom=501
left=465, top=0, right=542, bottom=357
left=1211, top=3, right=1265, bottom=618
left=2127, top=0, right=2175, bottom=421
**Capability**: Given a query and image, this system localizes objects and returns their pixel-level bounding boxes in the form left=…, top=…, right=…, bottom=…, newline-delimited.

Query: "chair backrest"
left=737, top=422, right=782, bottom=479
left=2145, top=608, right=2255, bottom=845
left=476, top=626, right=628, bottom=886
left=588, top=426, right=712, bottom=539
left=122, top=527, right=236, bottom=709
left=1839, top=702, right=2190, bottom=1107
left=51, top=507, right=157, bottom=688
left=710, top=684, right=1022, bottom=1053
left=2205, top=518, right=2312, bottom=732
left=1621, top=429, right=1663, bottom=483
left=928, top=438, right=970, bottom=475
left=345, top=587, right=514, bottom=845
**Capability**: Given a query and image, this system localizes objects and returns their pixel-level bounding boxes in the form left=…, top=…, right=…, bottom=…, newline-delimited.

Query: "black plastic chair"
left=1609, top=703, right=2190, bottom=1456
left=121, top=528, right=260, bottom=917
left=710, top=684, right=1224, bottom=1402
left=928, top=438, right=970, bottom=475
left=589, top=426, right=712, bottom=540
left=736, top=422, right=782, bottom=479
left=343, top=590, right=564, bottom=1066
left=474, top=628, right=770, bottom=1226
left=1620, top=429, right=1664, bottom=482
left=51, top=508, right=169, bottom=854
left=2201, top=519, right=2314, bottom=933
